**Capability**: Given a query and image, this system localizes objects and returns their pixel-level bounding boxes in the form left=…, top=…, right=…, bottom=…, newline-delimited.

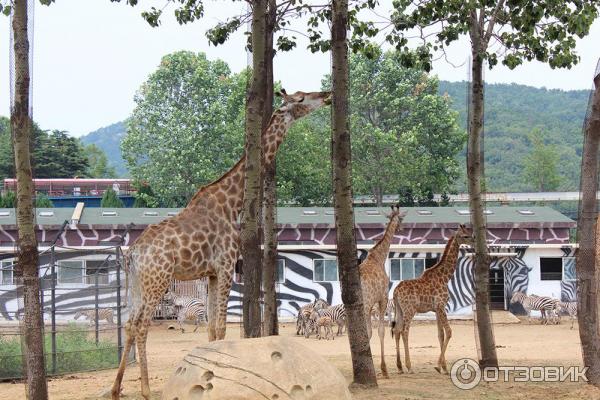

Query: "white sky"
left=1, top=0, right=600, bottom=137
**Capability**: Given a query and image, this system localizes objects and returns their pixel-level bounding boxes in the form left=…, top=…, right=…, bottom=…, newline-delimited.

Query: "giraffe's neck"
left=185, top=111, right=292, bottom=220
left=365, top=215, right=399, bottom=266
left=430, top=236, right=460, bottom=283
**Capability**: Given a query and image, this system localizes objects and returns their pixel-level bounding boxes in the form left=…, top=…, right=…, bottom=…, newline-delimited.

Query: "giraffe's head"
left=454, top=224, right=474, bottom=247
left=387, top=204, right=407, bottom=232
left=276, top=89, right=332, bottom=120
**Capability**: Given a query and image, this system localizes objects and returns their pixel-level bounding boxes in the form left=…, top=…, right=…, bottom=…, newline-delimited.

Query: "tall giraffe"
left=111, top=90, right=331, bottom=400
left=360, top=205, right=405, bottom=378
left=391, top=224, right=474, bottom=374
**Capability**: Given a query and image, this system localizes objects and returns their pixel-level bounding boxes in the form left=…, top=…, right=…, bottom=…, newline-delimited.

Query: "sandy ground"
left=1, top=318, right=599, bottom=400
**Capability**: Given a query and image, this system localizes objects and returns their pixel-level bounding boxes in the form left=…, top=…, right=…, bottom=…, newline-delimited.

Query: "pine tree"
left=101, top=188, right=124, bottom=208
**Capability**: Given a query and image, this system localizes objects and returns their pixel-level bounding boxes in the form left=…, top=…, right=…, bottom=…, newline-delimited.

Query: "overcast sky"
left=1, top=0, right=600, bottom=137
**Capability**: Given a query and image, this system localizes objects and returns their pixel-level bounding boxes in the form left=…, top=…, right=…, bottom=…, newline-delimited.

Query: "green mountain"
left=438, top=81, right=589, bottom=192
left=80, top=122, right=128, bottom=177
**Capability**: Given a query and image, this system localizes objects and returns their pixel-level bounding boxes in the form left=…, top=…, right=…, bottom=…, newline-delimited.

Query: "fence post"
left=50, top=246, right=57, bottom=375
left=95, top=271, right=99, bottom=345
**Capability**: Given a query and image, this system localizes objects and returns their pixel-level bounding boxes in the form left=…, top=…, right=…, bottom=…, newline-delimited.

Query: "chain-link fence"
left=0, top=240, right=133, bottom=380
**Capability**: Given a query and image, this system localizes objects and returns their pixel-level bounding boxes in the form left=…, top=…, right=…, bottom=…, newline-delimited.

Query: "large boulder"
left=161, top=336, right=351, bottom=400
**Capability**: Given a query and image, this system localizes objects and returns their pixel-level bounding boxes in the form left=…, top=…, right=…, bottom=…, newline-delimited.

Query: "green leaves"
left=122, top=51, right=247, bottom=206
left=385, top=0, right=599, bottom=72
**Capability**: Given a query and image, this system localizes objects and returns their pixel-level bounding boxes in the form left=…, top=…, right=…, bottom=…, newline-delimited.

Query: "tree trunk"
left=241, top=0, right=267, bottom=338
left=11, top=1, right=49, bottom=398
left=331, top=0, right=378, bottom=386
left=577, top=73, right=600, bottom=386
left=468, top=48, right=498, bottom=369
left=261, top=0, right=278, bottom=336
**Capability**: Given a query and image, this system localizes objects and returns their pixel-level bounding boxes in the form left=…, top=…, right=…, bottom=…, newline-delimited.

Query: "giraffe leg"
left=377, top=300, right=388, bottom=378
left=434, top=311, right=445, bottom=373
left=111, top=317, right=136, bottom=400
left=435, top=308, right=452, bottom=374
left=135, top=312, right=153, bottom=400
left=392, top=301, right=403, bottom=373
left=216, top=270, right=234, bottom=340
left=402, top=317, right=413, bottom=373
left=207, top=275, right=218, bottom=341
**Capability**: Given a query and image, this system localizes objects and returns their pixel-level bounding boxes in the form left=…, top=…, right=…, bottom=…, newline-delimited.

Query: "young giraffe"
left=360, top=205, right=405, bottom=378
left=111, top=90, right=331, bottom=400
left=391, top=224, right=474, bottom=374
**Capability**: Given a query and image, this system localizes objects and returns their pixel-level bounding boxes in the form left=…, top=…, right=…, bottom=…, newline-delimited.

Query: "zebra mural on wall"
left=560, top=246, right=577, bottom=302
left=226, top=247, right=535, bottom=319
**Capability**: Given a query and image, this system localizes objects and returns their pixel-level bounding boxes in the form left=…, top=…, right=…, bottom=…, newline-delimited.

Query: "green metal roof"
left=78, top=208, right=181, bottom=226
left=0, top=206, right=575, bottom=228
left=0, top=208, right=73, bottom=226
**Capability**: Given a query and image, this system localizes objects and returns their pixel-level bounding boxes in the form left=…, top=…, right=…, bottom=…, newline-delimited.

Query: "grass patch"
left=0, top=323, right=118, bottom=379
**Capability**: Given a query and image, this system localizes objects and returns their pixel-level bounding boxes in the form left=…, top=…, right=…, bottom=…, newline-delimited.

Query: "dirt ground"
left=1, top=319, right=599, bottom=400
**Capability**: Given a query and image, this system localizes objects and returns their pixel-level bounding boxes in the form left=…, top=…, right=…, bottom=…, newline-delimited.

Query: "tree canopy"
left=0, top=117, right=91, bottom=181
left=121, top=51, right=247, bottom=206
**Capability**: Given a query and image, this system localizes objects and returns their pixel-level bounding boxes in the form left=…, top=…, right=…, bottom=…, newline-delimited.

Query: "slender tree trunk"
left=241, top=0, right=267, bottom=338
left=577, top=73, right=600, bottom=386
left=11, top=1, right=49, bottom=398
left=468, top=44, right=498, bottom=369
left=261, top=0, right=278, bottom=336
left=331, top=0, right=377, bottom=386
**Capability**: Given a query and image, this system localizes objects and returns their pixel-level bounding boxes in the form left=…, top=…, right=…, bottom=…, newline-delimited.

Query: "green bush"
left=35, top=193, right=54, bottom=208
left=0, top=191, right=16, bottom=208
left=0, top=324, right=119, bottom=379
left=101, top=187, right=124, bottom=208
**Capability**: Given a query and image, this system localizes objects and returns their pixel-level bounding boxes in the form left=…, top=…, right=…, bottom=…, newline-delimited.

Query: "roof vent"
left=365, top=210, right=380, bottom=216
left=483, top=209, right=494, bottom=215
left=302, top=210, right=318, bottom=216
left=518, top=209, right=535, bottom=215
left=38, top=211, right=54, bottom=217
left=324, top=210, right=335, bottom=215
left=167, top=211, right=178, bottom=217
left=0, top=211, right=10, bottom=217
left=417, top=210, right=433, bottom=216
left=102, top=211, right=118, bottom=217
left=455, top=209, right=471, bottom=215
left=143, top=211, right=159, bottom=217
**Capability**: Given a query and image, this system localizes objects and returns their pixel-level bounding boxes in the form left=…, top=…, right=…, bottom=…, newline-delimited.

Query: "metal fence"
left=0, top=241, right=133, bottom=380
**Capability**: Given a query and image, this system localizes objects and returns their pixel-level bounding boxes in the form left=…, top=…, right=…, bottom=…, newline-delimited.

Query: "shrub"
left=0, top=323, right=119, bottom=379
left=101, top=187, right=124, bottom=208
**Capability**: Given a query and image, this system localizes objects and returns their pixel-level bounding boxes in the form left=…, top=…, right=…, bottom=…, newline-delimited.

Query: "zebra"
left=510, top=292, right=559, bottom=324
left=371, top=298, right=394, bottom=327
left=295, top=298, right=329, bottom=336
left=315, top=315, right=334, bottom=340
left=164, top=292, right=207, bottom=333
left=315, top=304, right=346, bottom=336
left=557, top=301, right=577, bottom=329
left=74, top=309, right=114, bottom=326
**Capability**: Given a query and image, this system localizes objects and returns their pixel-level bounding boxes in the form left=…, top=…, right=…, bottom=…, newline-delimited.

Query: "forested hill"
left=84, top=81, right=590, bottom=192
left=80, top=122, right=128, bottom=176
left=438, top=81, right=590, bottom=192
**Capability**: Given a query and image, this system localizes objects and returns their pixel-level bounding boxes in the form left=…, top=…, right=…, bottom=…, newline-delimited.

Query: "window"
left=85, top=260, right=110, bottom=285
left=313, top=259, right=338, bottom=282
left=390, top=258, right=425, bottom=281
left=425, top=258, right=439, bottom=269
left=276, top=259, right=285, bottom=283
left=562, top=257, right=576, bottom=282
left=540, top=258, right=562, bottom=281
left=58, top=260, right=84, bottom=284
left=1, top=261, right=14, bottom=285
